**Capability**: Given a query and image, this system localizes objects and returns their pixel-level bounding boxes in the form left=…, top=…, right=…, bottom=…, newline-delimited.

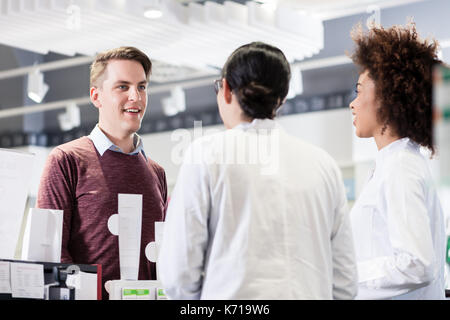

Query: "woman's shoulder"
left=383, top=146, right=428, bottom=181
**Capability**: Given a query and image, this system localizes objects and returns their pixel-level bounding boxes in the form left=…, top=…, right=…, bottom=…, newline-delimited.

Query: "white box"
left=21, top=208, right=63, bottom=263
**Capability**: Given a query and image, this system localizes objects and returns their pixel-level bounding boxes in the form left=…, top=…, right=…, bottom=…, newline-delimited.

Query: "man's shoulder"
left=146, top=157, right=166, bottom=177
left=40, top=137, right=95, bottom=186
left=50, top=136, right=94, bottom=160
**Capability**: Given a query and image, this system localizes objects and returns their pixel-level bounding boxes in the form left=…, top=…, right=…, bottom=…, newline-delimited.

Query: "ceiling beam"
left=0, top=55, right=94, bottom=80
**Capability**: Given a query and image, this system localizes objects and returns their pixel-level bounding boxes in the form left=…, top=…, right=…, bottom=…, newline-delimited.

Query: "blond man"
left=37, top=47, right=167, bottom=299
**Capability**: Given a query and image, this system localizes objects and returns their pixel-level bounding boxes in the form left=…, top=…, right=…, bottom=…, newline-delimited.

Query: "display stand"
left=0, top=258, right=101, bottom=300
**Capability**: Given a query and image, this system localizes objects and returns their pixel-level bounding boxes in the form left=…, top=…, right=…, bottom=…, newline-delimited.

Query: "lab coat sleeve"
left=330, top=165, right=358, bottom=299
left=158, top=142, right=211, bottom=300
left=356, top=160, right=437, bottom=299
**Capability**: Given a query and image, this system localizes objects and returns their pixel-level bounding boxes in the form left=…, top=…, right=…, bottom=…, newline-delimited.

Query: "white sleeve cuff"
left=357, top=256, right=390, bottom=282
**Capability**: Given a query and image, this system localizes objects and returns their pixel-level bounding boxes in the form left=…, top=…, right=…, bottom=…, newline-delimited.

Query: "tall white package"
left=118, top=194, right=143, bottom=281
left=0, top=148, right=35, bottom=259
left=21, top=208, right=63, bottom=263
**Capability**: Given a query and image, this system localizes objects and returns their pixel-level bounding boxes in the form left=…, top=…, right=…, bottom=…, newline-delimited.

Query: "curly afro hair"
left=350, top=22, right=441, bottom=154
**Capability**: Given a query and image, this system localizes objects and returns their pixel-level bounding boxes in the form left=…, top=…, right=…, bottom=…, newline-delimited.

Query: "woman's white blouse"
left=350, top=137, right=446, bottom=299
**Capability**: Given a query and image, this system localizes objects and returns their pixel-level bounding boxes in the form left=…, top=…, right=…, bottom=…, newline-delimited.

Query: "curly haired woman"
left=349, top=23, right=446, bottom=299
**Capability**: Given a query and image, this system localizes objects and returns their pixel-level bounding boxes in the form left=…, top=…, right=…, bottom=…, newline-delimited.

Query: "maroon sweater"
left=36, top=137, right=167, bottom=299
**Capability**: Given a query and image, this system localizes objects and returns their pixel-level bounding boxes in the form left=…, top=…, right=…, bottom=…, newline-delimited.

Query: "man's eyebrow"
left=113, top=80, right=147, bottom=85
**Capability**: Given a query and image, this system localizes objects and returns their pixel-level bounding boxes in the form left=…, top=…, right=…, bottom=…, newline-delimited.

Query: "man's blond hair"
left=90, top=46, right=152, bottom=87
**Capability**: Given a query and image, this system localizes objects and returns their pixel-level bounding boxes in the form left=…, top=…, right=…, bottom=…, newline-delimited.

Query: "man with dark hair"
left=36, top=46, right=167, bottom=299
left=159, top=42, right=357, bottom=300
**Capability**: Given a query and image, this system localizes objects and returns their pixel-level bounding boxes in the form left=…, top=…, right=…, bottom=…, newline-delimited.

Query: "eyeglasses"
left=214, top=79, right=223, bottom=95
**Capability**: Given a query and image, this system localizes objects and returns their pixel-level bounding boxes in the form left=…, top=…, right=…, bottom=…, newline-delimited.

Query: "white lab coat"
left=350, top=138, right=446, bottom=299
left=159, top=118, right=357, bottom=300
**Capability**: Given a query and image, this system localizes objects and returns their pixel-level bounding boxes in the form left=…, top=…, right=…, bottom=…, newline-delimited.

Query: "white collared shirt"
left=159, top=118, right=357, bottom=300
left=350, top=137, right=446, bottom=299
left=88, top=124, right=147, bottom=160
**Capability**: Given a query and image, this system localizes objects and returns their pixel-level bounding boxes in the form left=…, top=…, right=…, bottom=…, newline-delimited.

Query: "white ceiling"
left=0, top=0, right=426, bottom=83
left=273, top=0, right=426, bottom=19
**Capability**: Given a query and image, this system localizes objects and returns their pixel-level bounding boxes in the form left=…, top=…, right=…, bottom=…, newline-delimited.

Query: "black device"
left=47, top=266, right=76, bottom=300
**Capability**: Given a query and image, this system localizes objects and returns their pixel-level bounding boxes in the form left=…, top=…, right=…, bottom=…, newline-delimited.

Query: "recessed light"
left=144, top=8, right=163, bottom=19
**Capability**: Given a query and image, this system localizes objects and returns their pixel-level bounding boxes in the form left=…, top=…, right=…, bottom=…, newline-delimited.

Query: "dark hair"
left=90, top=46, right=152, bottom=87
left=221, top=42, right=291, bottom=119
left=350, top=22, right=441, bottom=154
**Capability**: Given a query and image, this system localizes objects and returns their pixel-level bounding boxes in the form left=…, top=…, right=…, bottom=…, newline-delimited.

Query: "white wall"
left=141, top=123, right=224, bottom=192
left=279, top=109, right=354, bottom=167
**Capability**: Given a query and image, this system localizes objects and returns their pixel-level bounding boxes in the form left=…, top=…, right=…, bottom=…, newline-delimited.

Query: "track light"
left=27, top=69, right=49, bottom=103
left=58, top=102, right=80, bottom=131
left=161, top=86, right=186, bottom=116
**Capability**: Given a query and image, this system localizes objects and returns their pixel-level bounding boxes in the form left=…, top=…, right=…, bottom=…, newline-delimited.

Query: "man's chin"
left=129, top=124, right=142, bottom=135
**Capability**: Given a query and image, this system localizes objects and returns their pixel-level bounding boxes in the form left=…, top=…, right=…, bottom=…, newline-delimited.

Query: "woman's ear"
left=90, top=87, right=101, bottom=109
left=222, top=78, right=233, bottom=104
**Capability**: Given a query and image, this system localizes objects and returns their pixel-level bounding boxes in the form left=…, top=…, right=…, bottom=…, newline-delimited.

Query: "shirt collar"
left=232, top=118, right=279, bottom=131
left=374, top=137, right=418, bottom=172
left=88, top=124, right=147, bottom=161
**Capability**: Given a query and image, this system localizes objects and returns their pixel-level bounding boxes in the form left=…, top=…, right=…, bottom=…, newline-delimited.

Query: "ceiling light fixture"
left=144, top=0, right=163, bottom=19
left=27, top=68, right=49, bottom=103
left=144, top=8, right=163, bottom=19
left=58, top=102, right=80, bottom=131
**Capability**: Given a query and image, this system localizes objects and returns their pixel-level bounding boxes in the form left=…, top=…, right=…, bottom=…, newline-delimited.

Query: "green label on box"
left=123, top=289, right=137, bottom=296
left=136, top=289, right=150, bottom=296
left=157, top=289, right=165, bottom=296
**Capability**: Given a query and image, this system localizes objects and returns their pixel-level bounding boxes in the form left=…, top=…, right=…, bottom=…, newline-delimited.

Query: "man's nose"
left=128, top=87, right=141, bottom=101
